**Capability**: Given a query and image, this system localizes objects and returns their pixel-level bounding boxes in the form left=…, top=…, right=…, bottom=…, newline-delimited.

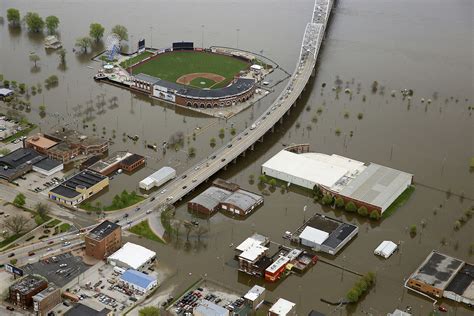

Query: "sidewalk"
left=147, top=210, right=166, bottom=243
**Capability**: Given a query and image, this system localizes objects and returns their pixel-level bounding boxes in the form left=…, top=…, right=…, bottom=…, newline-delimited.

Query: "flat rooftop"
left=189, top=186, right=232, bottom=210
left=88, top=151, right=131, bottom=173
left=50, top=170, right=107, bottom=198
left=302, top=213, right=358, bottom=251
left=45, top=128, right=108, bottom=147
left=0, top=147, right=45, bottom=169
left=27, top=134, right=58, bottom=149
left=33, top=157, right=62, bottom=171
left=33, top=285, right=59, bottom=301
left=121, top=153, right=145, bottom=166
left=337, top=163, right=413, bottom=211
left=88, top=220, right=120, bottom=241
left=445, top=263, right=474, bottom=300
left=410, top=251, right=464, bottom=290
left=10, top=275, right=46, bottom=295
left=236, top=233, right=269, bottom=252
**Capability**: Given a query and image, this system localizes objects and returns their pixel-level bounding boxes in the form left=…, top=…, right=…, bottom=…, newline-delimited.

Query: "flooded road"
left=1, top=0, right=473, bottom=314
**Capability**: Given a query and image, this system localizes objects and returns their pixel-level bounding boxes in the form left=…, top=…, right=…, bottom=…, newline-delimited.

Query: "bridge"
left=0, top=0, right=334, bottom=264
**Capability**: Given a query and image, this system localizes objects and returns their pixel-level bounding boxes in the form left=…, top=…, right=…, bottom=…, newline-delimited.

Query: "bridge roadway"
left=0, top=0, right=333, bottom=261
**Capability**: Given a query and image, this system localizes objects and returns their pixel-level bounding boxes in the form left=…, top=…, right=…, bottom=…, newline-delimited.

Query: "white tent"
left=374, top=240, right=397, bottom=259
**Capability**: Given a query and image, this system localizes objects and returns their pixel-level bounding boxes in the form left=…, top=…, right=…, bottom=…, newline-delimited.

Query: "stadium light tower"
left=236, top=28, right=240, bottom=49
left=201, top=25, right=205, bottom=48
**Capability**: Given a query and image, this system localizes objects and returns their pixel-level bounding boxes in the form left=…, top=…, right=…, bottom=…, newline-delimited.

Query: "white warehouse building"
left=139, top=166, right=176, bottom=190
left=108, top=242, right=156, bottom=271
left=262, top=148, right=413, bottom=214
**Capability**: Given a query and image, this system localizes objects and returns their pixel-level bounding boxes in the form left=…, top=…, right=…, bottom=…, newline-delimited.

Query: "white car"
left=146, top=209, right=152, bottom=214
left=166, top=196, right=173, bottom=202
left=160, top=189, right=167, bottom=194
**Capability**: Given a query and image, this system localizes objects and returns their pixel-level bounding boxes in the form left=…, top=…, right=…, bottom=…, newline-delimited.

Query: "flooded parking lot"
left=1, top=0, right=472, bottom=314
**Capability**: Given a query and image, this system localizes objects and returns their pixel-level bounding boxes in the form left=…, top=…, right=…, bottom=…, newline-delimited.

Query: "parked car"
left=8, top=253, right=14, bottom=257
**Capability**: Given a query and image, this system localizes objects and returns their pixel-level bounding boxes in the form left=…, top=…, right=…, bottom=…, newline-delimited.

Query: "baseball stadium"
left=96, top=42, right=270, bottom=108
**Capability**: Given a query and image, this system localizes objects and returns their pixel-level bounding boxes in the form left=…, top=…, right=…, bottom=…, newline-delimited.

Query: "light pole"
left=201, top=25, right=205, bottom=49
left=150, top=26, right=153, bottom=48
left=236, top=28, right=240, bottom=49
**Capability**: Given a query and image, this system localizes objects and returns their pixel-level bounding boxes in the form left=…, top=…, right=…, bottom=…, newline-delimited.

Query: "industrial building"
left=108, top=242, right=156, bottom=271
left=48, top=170, right=109, bottom=206
left=0, top=148, right=44, bottom=181
left=194, top=299, right=230, bottom=316
left=85, top=220, right=122, bottom=259
left=407, top=251, right=473, bottom=306
left=236, top=234, right=271, bottom=277
left=188, top=178, right=263, bottom=216
left=262, top=147, right=413, bottom=214
left=268, top=298, right=296, bottom=316
left=139, top=166, right=176, bottom=190
left=32, top=158, right=64, bottom=176
left=9, top=275, right=48, bottom=309
left=32, top=285, right=62, bottom=316
left=119, top=269, right=157, bottom=293
left=293, top=213, right=358, bottom=255
left=244, top=285, right=265, bottom=310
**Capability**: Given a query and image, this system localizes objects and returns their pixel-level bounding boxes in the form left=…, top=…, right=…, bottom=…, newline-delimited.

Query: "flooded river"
left=1, top=0, right=472, bottom=314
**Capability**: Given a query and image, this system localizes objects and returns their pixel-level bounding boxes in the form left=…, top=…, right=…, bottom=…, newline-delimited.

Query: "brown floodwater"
left=1, top=0, right=473, bottom=314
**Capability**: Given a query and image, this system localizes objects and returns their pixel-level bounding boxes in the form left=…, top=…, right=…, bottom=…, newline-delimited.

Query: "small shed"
left=374, top=240, right=397, bottom=259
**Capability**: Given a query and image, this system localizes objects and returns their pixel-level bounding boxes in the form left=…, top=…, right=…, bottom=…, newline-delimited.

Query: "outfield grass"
left=129, top=220, right=164, bottom=243
left=132, top=51, right=249, bottom=89
left=120, top=51, right=153, bottom=68
left=189, top=77, right=215, bottom=89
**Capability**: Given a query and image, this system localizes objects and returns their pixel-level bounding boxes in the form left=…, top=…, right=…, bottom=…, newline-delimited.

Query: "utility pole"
left=201, top=25, right=205, bottom=49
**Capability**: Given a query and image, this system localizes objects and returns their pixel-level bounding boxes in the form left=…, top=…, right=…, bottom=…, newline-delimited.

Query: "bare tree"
left=171, top=220, right=181, bottom=240
left=196, top=226, right=209, bottom=241
left=183, top=221, right=194, bottom=242
left=3, top=215, right=30, bottom=235
left=35, top=202, right=50, bottom=220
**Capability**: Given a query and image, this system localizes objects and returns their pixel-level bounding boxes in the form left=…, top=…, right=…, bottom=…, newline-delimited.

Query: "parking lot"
left=22, top=252, right=90, bottom=287
left=0, top=116, right=21, bottom=141
left=14, top=170, right=68, bottom=194
left=168, top=280, right=249, bottom=316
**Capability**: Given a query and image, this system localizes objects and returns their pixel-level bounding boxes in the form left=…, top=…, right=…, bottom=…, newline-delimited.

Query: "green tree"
left=345, top=201, right=357, bottom=213
left=29, top=54, right=40, bottom=68
left=13, top=193, right=26, bottom=207
left=218, top=128, right=225, bottom=139
left=209, top=137, right=216, bottom=148
left=75, top=37, right=93, bottom=53
left=409, top=224, right=417, bottom=236
left=7, top=8, right=21, bottom=26
left=45, top=15, right=59, bottom=34
left=188, top=147, right=196, bottom=157
left=357, top=206, right=368, bottom=216
left=346, top=288, right=360, bottom=303
left=89, top=23, right=105, bottom=42
left=268, top=178, right=277, bottom=188
left=138, top=306, right=160, bottom=316
left=230, top=127, right=236, bottom=135
left=335, top=197, right=345, bottom=208
left=258, top=174, right=267, bottom=184
left=24, top=12, right=45, bottom=32
left=112, top=24, right=128, bottom=41
left=58, top=48, right=66, bottom=65
left=321, top=194, right=333, bottom=206
left=369, top=210, right=380, bottom=220
left=0, top=148, right=12, bottom=156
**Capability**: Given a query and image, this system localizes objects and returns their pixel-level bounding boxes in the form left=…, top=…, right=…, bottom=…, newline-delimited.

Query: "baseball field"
left=130, top=51, right=250, bottom=89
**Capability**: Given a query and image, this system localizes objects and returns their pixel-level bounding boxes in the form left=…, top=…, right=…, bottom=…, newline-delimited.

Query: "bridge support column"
left=233, top=158, right=237, bottom=164
left=241, top=150, right=246, bottom=157
left=250, top=144, right=254, bottom=151
left=279, top=117, right=283, bottom=124
left=271, top=125, right=275, bottom=133
left=287, top=108, right=291, bottom=116
left=311, top=67, right=316, bottom=78
left=258, top=136, right=264, bottom=143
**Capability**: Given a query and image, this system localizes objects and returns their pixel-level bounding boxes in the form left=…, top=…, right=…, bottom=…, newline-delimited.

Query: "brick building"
left=9, top=275, right=48, bottom=309
left=32, top=285, right=61, bottom=316
left=85, top=220, right=122, bottom=259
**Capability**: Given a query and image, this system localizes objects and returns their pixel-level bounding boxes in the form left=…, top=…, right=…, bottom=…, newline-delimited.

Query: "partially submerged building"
left=268, top=298, right=296, bottom=316
left=48, top=169, right=109, bottom=206
left=407, top=251, right=474, bottom=306
left=85, top=220, right=122, bottom=259
left=293, top=213, right=358, bottom=255
left=244, top=285, right=265, bottom=310
left=262, top=147, right=413, bottom=215
left=236, top=234, right=271, bottom=277
left=188, top=178, right=263, bottom=216
left=87, top=151, right=145, bottom=175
